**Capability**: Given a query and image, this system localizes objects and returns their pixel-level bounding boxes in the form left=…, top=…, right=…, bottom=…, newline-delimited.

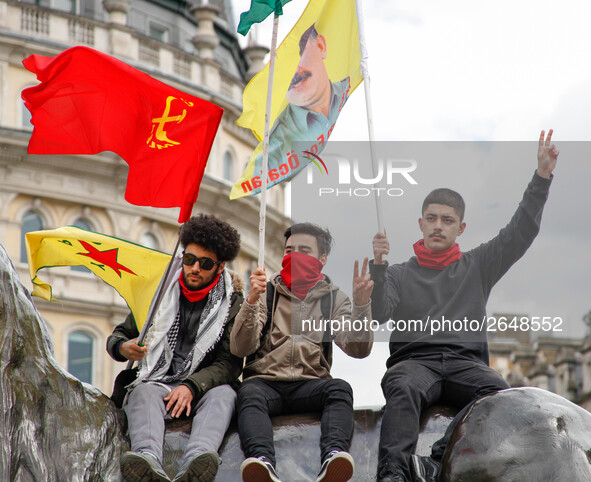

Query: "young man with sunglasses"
left=230, top=222, right=374, bottom=482
left=107, top=214, right=244, bottom=482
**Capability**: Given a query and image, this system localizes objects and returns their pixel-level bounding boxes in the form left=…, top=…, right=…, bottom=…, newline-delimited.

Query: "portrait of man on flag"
left=232, top=0, right=363, bottom=199
left=254, top=24, right=351, bottom=179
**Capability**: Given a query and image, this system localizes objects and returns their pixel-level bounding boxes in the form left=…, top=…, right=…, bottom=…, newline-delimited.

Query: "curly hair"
left=179, top=214, right=241, bottom=262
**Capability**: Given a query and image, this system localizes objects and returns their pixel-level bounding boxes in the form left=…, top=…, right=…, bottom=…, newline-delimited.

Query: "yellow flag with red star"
left=25, top=226, right=171, bottom=330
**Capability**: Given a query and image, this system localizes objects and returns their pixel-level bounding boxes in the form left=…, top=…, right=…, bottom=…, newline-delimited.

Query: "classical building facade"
left=0, top=0, right=289, bottom=394
left=489, top=311, right=591, bottom=412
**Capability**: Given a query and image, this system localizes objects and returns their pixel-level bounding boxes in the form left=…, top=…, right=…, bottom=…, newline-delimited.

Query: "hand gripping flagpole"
left=355, top=0, right=384, bottom=233
left=258, top=13, right=280, bottom=267
left=125, top=234, right=182, bottom=369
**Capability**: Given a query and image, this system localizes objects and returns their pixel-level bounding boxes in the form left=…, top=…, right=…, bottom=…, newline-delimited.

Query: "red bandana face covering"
left=413, top=239, right=462, bottom=270
left=280, top=252, right=324, bottom=300
left=178, top=269, right=221, bottom=302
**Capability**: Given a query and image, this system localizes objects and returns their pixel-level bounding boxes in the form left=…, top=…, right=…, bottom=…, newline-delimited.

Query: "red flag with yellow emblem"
left=21, top=46, right=223, bottom=222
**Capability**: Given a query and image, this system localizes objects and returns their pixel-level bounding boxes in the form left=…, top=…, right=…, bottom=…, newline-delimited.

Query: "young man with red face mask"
left=230, top=223, right=374, bottom=482
left=370, top=131, right=560, bottom=482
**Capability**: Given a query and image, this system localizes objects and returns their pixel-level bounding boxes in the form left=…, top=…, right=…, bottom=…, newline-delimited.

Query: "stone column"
left=0, top=0, right=8, bottom=30
left=102, top=0, right=136, bottom=59
left=243, top=44, right=269, bottom=82
left=102, top=0, right=129, bottom=26
left=191, top=4, right=220, bottom=61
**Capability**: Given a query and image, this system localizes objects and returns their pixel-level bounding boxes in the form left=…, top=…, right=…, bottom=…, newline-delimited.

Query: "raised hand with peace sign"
left=537, top=129, right=559, bottom=179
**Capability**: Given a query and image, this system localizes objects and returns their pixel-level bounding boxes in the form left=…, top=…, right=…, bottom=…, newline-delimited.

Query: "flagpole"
left=257, top=13, right=280, bottom=267
left=355, top=0, right=384, bottom=233
left=126, top=235, right=182, bottom=369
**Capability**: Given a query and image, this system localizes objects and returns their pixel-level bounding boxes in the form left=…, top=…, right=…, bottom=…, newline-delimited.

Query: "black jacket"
left=107, top=272, right=244, bottom=400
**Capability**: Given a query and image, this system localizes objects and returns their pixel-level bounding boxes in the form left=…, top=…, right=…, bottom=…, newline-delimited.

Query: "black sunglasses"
left=182, top=253, right=222, bottom=271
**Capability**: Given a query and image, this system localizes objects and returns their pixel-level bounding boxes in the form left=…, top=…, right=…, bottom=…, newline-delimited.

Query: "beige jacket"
left=230, top=272, right=373, bottom=381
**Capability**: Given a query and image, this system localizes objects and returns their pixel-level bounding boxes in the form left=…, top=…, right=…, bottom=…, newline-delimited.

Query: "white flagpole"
left=258, top=13, right=280, bottom=267
left=354, top=0, right=384, bottom=233
left=126, top=234, right=182, bottom=369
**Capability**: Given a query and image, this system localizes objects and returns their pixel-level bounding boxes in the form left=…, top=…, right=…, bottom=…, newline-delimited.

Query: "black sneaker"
left=411, top=455, right=440, bottom=482
left=240, top=456, right=281, bottom=482
left=120, top=451, right=171, bottom=482
left=172, top=451, right=220, bottom=482
left=316, top=451, right=355, bottom=482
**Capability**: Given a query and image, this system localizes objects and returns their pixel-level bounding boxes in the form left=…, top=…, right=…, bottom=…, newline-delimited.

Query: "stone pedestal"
left=159, top=405, right=457, bottom=480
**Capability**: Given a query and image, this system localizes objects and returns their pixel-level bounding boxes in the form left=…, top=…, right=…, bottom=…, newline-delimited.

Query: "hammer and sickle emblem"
left=147, top=96, right=194, bottom=149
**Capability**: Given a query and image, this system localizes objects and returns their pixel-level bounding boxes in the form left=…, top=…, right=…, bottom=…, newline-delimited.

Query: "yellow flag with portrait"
left=231, top=0, right=362, bottom=199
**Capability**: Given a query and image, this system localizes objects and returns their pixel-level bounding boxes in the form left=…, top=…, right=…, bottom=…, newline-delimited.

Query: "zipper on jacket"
left=291, top=300, right=308, bottom=381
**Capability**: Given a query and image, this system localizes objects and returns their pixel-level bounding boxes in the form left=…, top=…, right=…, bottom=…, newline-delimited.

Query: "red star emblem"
left=77, top=240, right=136, bottom=277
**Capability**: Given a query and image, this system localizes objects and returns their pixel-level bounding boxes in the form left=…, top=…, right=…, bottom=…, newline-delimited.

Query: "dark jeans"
left=378, top=354, right=510, bottom=480
left=237, top=377, right=354, bottom=467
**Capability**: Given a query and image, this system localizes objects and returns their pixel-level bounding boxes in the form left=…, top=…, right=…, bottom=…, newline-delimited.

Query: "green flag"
left=238, top=0, right=292, bottom=36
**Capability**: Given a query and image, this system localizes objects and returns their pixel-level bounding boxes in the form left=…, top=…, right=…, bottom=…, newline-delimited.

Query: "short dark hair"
left=422, top=188, right=465, bottom=221
left=180, top=214, right=240, bottom=262
left=284, top=222, right=333, bottom=256
left=299, top=24, right=318, bottom=56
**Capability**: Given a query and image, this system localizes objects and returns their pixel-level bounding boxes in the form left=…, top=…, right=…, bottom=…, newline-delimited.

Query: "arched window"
left=223, top=150, right=234, bottom=182
left=20, top=210, right=44, bottom=262
left=140, top=232, right=159, bottom=250
left=67, top=330, right=94, bottom=384
left=72, top=218, right=92, bottom=273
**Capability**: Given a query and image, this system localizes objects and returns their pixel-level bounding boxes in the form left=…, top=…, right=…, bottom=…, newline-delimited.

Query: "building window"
left=184, top=39, right=195, bottom=55
left=67, top=330, right=94, bottom=384
left=149, top=23, right=168, bottom=42
left=141, top=232, right=159, bottom=250
left=21, top=210, right=43, bottom=262
left=223, top=150, right=234, bottom=182
left=52, top=0, right=77, bottom=14
left=72, top=218, right=92, bottom=273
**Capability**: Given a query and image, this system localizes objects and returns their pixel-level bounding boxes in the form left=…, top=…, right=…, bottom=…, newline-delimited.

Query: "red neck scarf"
left=280, top=252, right=324, bottom=300
left=413, top=239, right=462, bottom=270
left=178, top=270, right=221, bottom=302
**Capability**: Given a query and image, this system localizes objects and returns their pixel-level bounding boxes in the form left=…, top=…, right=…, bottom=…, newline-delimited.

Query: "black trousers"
left=378, top=354, right=510, bottom=480
left=237, top=377, right=354, bottom=467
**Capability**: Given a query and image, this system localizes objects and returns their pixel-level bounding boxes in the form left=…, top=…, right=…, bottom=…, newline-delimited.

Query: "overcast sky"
left=229, top=0, right=591, bottom=407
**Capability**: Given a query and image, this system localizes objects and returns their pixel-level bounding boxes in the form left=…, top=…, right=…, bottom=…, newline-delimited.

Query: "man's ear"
left=458, top=222, right=466, bottom=235
left=316, top=34, right=327, bottom=58
left=319, top=253, right=328, bottom=266
left=418, top=217, right=424, bottom=232
left=217, top=261, right=226, bottom=274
